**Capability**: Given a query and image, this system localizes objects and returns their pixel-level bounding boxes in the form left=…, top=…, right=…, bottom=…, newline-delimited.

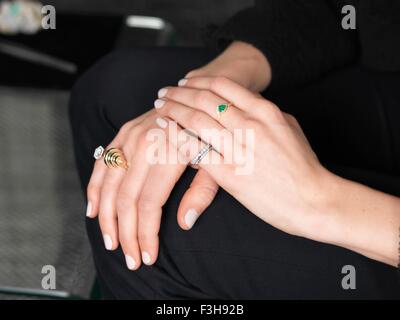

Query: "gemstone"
left=93, top=146, right=105, bottom=160
left=217, top=104, right=227, bottom=113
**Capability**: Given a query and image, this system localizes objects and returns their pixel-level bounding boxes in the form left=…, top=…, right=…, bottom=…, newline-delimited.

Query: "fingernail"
left=86, top=201, right=92, bottom=217
left=154, top=99, right=165, bottom=109
left=178, top=79, right=187, bottom=86
left=156, top=117, right=168, bottom=128
left=142, top=251, right=151, bottom=265
left=125, top=255, right=136, bottom=270
left=185, top=208, right=200, bottom=229
left=103, top=234, right=113, bottom=250
left=158, top=88, right=168, bottom=98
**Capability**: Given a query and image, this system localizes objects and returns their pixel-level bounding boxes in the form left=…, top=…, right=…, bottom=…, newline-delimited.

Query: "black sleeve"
left=206, top=0, right=358, bottom=89
left=358, top=0, right=400, bottom=72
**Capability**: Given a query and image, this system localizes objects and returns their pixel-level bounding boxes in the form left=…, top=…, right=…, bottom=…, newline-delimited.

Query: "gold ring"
left=103, top=148, right=129, bottom=169
left=216, top=102, right=231, bottom=120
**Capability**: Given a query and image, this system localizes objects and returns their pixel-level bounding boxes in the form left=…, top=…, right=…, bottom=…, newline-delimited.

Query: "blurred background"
left=0, top=0, right=252, bottom=299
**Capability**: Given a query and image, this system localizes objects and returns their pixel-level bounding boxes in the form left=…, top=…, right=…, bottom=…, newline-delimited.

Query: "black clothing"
left=208, top=0, right=400, bottom=89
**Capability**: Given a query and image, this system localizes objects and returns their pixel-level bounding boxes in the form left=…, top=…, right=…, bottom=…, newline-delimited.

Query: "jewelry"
left=216, top=102, right=231, bottom=120
left=190, top=143, right=213, bottom=165
left=103, top=148, right=129, bottom=169
left=93, top=146, right=105, bottom=160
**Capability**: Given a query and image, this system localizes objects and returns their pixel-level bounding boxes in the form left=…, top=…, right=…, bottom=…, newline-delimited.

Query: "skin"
left=87, top=41, right=399, bottom=269
left=86, top=41, right=271, bottom=269
left=154, top=76, right=400, bottom=267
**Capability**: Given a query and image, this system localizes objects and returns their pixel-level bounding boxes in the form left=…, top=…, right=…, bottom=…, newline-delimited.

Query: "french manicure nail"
left=178, top=79, right=187, bottom=86
left=154, top=99, right=165, bottom=109
left=158, top=88, right=168, bottom=98
left=142, top=251, right=151, bottom=265
left=103, top=234, right=113, bottom=250
left=125, top=255, right=136, bottom=270
left=185, top=208, right=200, bottom=229
left=156, top=117, right=168, bottom=128
left=86, top=201, right=92, bottom=217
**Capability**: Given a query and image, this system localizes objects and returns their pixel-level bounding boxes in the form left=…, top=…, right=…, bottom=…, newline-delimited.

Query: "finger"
left=98, top=165, right=126, bottom=251
left=177, top=169, right=219, bottom=230
left=138, top=145, right=186, bottom=265
left=156, top=118, right=233, bottom=186
left=176, top=76, right=260, bottom=111
left=154, top=100, right=235, bottom=156
left=86, top=159, right=107, bottom=218
left=86, top=119, right=138, bottom=219
left=117, top=137, right=152, bottom=270
left=156, top=86, right=245, bottom=130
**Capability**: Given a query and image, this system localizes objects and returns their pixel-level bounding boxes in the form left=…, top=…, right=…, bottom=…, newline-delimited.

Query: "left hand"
left=153, top=76, right=336, bottom=241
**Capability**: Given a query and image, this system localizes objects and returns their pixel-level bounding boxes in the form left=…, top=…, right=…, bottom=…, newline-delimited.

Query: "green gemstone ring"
left=216, top=102, right=231, bottom=120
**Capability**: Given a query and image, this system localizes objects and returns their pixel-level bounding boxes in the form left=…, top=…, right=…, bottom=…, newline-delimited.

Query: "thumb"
left=178, top=169, right=219, bottom=230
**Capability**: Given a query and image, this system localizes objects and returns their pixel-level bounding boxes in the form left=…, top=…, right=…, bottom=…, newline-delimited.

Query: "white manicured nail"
left=158, top=88, right=168, bottom=98
left=156, top=117, right=168, bottom=128
left=86, top=201, right=92, bottom=217
left=125, top=255, right=136, bottom=270
left=103, top=234, right=113, bottom=250
left=154, top=99, right=165, bottom=109
left=185, top=208, right=200, bottom=229
left=142, top=251, right=151, bottom=265
left=178, top=79, right=187, bottom=86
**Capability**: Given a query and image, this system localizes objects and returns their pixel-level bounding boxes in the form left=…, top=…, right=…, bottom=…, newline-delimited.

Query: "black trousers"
left=69, top=47, right=400, bottom=299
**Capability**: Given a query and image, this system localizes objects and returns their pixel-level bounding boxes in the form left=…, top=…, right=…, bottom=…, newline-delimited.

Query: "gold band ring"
left=103, top=148, right=129, bottom=169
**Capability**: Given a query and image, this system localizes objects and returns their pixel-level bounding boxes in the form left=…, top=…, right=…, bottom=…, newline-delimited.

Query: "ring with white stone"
left=93, top=146, right=105, bottom=160
left=190, top=143, right=213, bottom=166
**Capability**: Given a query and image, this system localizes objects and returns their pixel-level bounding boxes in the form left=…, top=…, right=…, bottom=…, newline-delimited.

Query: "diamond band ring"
left=190, top=143, right=213, bottom=166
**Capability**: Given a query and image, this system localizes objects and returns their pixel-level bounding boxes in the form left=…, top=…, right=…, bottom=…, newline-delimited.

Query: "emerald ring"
left=216, top=102, right=231, bottom=120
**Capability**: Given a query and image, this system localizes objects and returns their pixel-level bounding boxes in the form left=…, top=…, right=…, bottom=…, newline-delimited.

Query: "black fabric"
left=69, top=47, right=400, bottom=299
left=206, top=0, right=400, bottom=89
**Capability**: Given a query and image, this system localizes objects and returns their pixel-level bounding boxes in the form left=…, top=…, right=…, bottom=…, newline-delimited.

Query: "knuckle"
left=116, top=191, right=134, bottom=215
left=246, top=118, right=265, bottom=134
left=137, top=196, right=156, bottom=214
left=137, top=230, right=154, bottom=244
left=163, top=100, right=174, bottom=117
left=119, top=233, right=137, bottom=250
left=119, top=122, right=131, bottom=136
left=243, top=117, right=257, bottom=129
left=126, top=124, right=142, bottom=141
left=211, top=76, right=229, bottom=90
left=286, top=113, right=298, bottom=125
left=196, top=185, right=218, bottom=203
left=134, top=131, right=149, bottom=150
left=260, top=100, right=283, bottom=121
left=165, top=86, right=175, bottom=99
left=87, top=183, right=100, bottom=199
left=195, top=90, right=211, bottom=106
left=98, top=211, right=113, bottom=230
left=185, top=69, right=198, bottom=78
left=188, top=111, right=205, bottom=128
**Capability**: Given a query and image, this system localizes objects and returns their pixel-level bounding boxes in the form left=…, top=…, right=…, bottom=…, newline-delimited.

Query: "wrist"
left=186, top=41, right=271, bottom=92
left=301, top=167, right=346, bottom=244
left=306, top=169, right=400, bottom=267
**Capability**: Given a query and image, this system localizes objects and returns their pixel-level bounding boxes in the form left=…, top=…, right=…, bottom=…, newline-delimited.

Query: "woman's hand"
left=86, top=109, right=219, bottom=270
left=154, top=76, right=400, bottom=267
left=154, top=76, right=330, bottom=239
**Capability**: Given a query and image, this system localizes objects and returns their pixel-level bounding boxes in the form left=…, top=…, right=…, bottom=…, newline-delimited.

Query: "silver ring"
left=190, top=143, right=213, bottom=165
